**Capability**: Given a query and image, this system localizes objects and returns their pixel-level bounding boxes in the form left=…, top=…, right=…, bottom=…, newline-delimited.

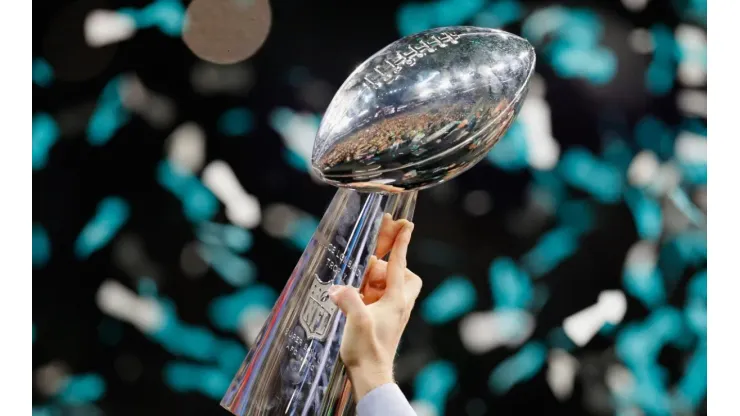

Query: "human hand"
left=328, top=214, right=421, bottom=400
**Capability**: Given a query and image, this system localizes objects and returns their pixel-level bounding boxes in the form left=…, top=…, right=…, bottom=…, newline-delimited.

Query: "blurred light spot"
left=190, top=62, right=253, bottom=95
left=472, top=0, right=523, bottom=29
left=262, top=203, right=303, bottom=238
left=674, top=131, right=706, bottom=164
left=556, top=199, right=595, bottom=236
left=163, top=362, right=231, bottom=399
left=621, top=0, right=649, bottom=12
left=33, top=113, right=60, bottom=170
left=521, top=227, right=579, bottom=278
left=667, top=187, right=705, bottom=226
left=33, top=224, right=51, bottom=268
left=421, top=275, right=477, bottom=324
left=645, top=25, right=677, bottom=95
left=202, top=160, right=261, bottom=228
left=238, top=306, right=271, bottom=346
left=297, top=78, right=335, bottom=112
left=112, top=233, right=162, bottom=282
left=115, top=354, right=143, bottom=382
left=36, top=361, right=70, bottom=396
left=269, top=107, right=320, bottom=173
left=489, top=257, right=533, bottom=308
left=563, top=290, right=626, bottom=347
left=520, top=97, right=560, bottom=170
left=183, top=0, right=272, bottom=64
left=645, top=162, right=681, bottom=197
left=624, top=241, right=664, bottom=308
left=624, top=188, right=663, bottom=241
left=459, top=309, right=534, bottom=353
left=410, top=401, right=438, bottom=416
left=137, top=277, right=158, bottom=298
left=119, top=75, right=176, bottom=129
left=87, top=76, right=131, bottom=146
left=684, top=270, right=707, bottom=337
left=465, top=398, right=487, bottom=416
left=33, top=58, right=54, bottom=87
left=429, top=181, right=458, bottom=204
left=486, top=119, right=529, bottom=171
left=157, top=160, right=219, bottom=222
left=166, top=122, right=206, bottom=173
left=96, top=279, right=165, bottom=333
left=462, top=190, right=492, bottom=217
left=215, top=340, right=248, bottom=375
left=84, top=10, right=137, bottom=47
left=692, top=186, right=706, bottom=212
left=197, top=243, right=256, bottom=287
left=628, top=28, right=654, bottom=54
left=121, top=0, right=186, bottom=37
left=58, top=374, right=106, bottom=404
left=675, top=340, right=706, bottom=409
left=397, top=0, right=485, bottom=36
left=547, top=349, right=579, bottom=401
left=75, top=197, right=130, bottom=259
left=675, top=25, right=706, bottom=87
left=218, top=107, right=255, bottom=136
left=546, top=327, right=576, bottom=352
left=180, top=241, right=210, bottom=278
left=627, top=151, right=659, bottom=187
left=672, top=0, right=707, bottom=25
left=489, top=342, right=547, bottom=394
left=413, top=360, right=457, bottom=415
left=605, top=364, right=635, bottom=396
left=559, top=148, right=623, bottom=203
left=197, top=221, right=253, bottom=253
left=601, top=137, right=634, bottom=175
left=209, top=284, right=277, bottom=332
left=676, top=89, right=707, bottom=118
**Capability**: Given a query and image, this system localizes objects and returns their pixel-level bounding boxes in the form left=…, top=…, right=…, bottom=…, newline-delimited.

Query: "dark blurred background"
left=32, top=0, right=707, bottom=415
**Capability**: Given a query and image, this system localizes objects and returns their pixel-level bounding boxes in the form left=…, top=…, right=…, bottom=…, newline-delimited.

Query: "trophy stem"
left=221, top=188, right=417, bottom=416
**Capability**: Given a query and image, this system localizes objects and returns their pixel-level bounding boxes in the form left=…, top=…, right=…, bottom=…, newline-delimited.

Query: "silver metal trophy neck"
left=311, top=26, right=536, bottom=193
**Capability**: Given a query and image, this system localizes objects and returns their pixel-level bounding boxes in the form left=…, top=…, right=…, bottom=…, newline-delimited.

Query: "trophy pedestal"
left=221, top=188, right=417, bottom=416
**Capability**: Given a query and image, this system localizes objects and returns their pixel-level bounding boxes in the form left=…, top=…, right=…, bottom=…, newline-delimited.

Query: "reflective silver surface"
left=312, top=26, right=536, bottom=192
left=222, top=26, right=535, bottom=416
left=221, top=189, right=417, bottom=416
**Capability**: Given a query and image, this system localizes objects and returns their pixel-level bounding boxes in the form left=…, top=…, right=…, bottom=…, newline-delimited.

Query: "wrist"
left=346, top=363, right=394, bottom=401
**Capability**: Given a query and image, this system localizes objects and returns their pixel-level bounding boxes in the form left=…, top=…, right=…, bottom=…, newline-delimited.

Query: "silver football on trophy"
left=311, top=26, right=536, bottom=192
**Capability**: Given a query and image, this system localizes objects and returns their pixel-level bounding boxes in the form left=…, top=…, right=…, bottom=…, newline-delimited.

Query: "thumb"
left=329, top=285, right=366, bottom=318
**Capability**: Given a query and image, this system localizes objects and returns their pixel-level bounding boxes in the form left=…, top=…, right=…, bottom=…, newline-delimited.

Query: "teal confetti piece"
left=489, top=342, right=547, bottom=394
left=33, top=224, right=51, bottom=268
left=489, top=258, right=533, bottom=309
left=74, top=197, right=130, bottom=259
left=218, top=107, right=255, bottom=136
left=197, top=243, right=257, bottom=287
left=32, top=113, right=59, bottom=170
left=58, top=374, right=106, bottom=404
left=421, top=275, right=477, bottom=324
left=413, top=360, right=458, bottom=413
left=521, top=227, right=579, bottom=278
left=209, top=284, right=278, bottom=331
left=33, top=57, right=54, bottom=87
